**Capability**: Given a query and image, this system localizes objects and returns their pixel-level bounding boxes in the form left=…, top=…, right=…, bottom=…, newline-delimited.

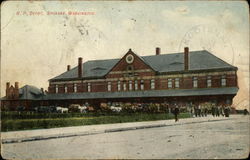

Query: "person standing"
left=224, top=105, right=230, bottom=117
left=211, top=104, right=216, bottom=117
left=173, top=105, right=180, bottom=122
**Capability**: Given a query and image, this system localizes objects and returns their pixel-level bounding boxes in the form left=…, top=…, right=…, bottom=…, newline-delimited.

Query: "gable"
left=107, top=49, right=155, bottom=73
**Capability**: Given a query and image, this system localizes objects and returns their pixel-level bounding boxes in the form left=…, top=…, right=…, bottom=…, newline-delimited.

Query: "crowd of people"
left=172, top=102, right=232, bottom=122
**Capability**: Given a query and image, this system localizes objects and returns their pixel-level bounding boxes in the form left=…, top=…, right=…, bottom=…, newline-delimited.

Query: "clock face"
left=126, top=54, right=134, bottom=64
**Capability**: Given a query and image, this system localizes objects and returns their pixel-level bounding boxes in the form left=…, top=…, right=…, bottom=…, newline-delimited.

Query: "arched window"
left=207, top=76, right=212, bottom=87
left=134, top=80, right=138, bottom=90
left=74, top=84, right=77, bottom=92
left=108, top=82, right=111, bottom=91
left=151, top=79, right=155, bottom=89
left=175, top=78, right=180, bottom=88
left=140, top=80, right=144, bottom=90
left=168, top=79, right=172, bottom=88
left=193, top=77, right=198, bottom=88
left=221, top=75, right=226, bottom=87
left=117, top=81, right=121, bottom=91
left=64, top=85, right=68, bottom=93
left=129, top=80, right=133, bottom=90
left=87, top=83, right=91, bottom=92
left=123, top=81, right=127, bottom=91
left=55, top=85, right=58, bottom=93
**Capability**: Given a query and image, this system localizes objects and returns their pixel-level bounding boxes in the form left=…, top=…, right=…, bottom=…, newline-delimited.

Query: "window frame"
left=193, top=77, right=198, bottom=88
left=140, top=80, right=144, bottom=90
left=168, top=78, right=172, bottom=88
left=108, top=82, right=111, bottom=91
left=87, top=83, right=91, bottom=92
left=150, top=79, right=155, bottom=89
left=175, top=78, right=180, bottom=88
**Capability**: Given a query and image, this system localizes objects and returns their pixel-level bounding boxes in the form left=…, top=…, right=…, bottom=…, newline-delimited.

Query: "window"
left=123, top=82, right=127, bottom=91
left=207, top=76, right=212, bottom=87
left=64, top=85, right=67, bottom=93
left=108, top=82, right=111, bottom=91
left=175, top=78, right=180, bottom=88
left=129, top=81, right=133, bottom=90
left=134, top=80, right=138, bottom=90
left=127, top=65, right=134, bottom=71
left=221, top=75, right=226, bottom=86
left=55, top=85, right=58, bottom=93
left=127, top=65, right=134, bottom=77
left=193, top=77, right=198, bottom=88
left=140, top=80, right=144, bottom=90
left=87, top=83, right=91, bottom=92
left=168, top=79, right=172, bottom=88
left=74, top=84, right=77, bottom=92
left=117, top=81, right=121, bottom=91
left=151, top=79, right=155, bottom=89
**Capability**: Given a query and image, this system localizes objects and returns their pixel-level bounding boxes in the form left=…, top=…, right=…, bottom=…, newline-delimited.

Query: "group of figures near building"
left=10, top=101, right=232, bottom=118
left=188, top=103, right=231, bottom=118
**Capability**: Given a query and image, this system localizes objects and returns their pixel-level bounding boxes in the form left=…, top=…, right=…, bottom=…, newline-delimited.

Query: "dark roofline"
left=49, top=67, right=237, bottom=82
left=49, top=49, right=238, bottom=81
left=45, top=87, right=238, bottom=100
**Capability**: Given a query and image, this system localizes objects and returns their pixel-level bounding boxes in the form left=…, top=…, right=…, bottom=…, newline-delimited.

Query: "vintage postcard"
left=1, top=0, right=249, bottom=159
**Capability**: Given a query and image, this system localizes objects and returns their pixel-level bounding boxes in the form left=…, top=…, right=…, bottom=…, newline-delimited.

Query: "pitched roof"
left=46, top=87, right=238, bottom=100
left=19, top=85, right=45, bottom=100
left=50, top=50, right=236, bottom=81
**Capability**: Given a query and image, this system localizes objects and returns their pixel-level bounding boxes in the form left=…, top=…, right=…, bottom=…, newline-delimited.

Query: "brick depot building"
left=44, top=47, right=238, bottom=108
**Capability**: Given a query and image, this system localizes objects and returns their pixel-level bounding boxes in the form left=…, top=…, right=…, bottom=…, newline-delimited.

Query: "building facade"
left=45, top=47, right=238, bottom=108
left=1, top=82, right=46, bottom=110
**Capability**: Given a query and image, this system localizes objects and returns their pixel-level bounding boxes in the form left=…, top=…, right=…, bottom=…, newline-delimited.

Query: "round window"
left=126, top=54, right=134, bottom=64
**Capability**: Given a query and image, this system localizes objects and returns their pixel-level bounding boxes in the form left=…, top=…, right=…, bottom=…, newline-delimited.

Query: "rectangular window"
left=134, top=80, right=138, bottom=90
left=168, top=79, right=172, bottom=88
left=74, top=84, right=77, bottom=92
left=221, top=75, right=226, bottom=86
left=123, top=82, right=127, bottom=91
left=55, top=85, right=58, bottom=93
left=151, top=79, right=155, bottom=89
left=140, top=80, right=144, bottom=90
left=64, top=85, right=67, bottom=93
left=193, top=77, right=198, bottom=88
left=207, top=76, right=212, bottom=87
left=108, top=82, right=111, bottom=91
left=117, top=81, right=121, bottom=91
left=129, top=81, right=133, bottom=90
left=87, top=83, right=91, bottom=92
left=175, top=78, right=180, bottom=88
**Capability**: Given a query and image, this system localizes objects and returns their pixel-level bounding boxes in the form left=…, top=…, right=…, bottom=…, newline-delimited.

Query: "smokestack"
left=184, top=47, right=189, bottom=70
left=67, top=65, right=71, bottom=71
left=15, top=82, right=19, bottom=89
left=156, top=47, right=161, bottom=55
left=6, top=82, right=10, bottom=90
left=78, top=57, right=83, bottom=78
left=6, top=82, right=10, bottom=97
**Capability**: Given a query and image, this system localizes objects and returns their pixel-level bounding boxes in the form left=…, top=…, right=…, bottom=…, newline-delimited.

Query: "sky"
left=1, top=1, right=249, bottom=109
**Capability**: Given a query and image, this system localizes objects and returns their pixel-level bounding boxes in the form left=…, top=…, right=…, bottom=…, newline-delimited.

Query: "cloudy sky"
left=1, top=1, right=249, bottom=107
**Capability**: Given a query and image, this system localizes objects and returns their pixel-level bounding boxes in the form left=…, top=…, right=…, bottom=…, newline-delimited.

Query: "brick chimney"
left=78, top=57, right=83, bottom=78
left=184, top=47, right=189, bottom=71
left=156, top=47, right=161, bottom=55
left=6, top=82, right=10, bottom=97
left=15, top=82, right=19, bottom=89
left=14, top=82, right=19, bottom=99
left=67, top=65, right=71, bottom=71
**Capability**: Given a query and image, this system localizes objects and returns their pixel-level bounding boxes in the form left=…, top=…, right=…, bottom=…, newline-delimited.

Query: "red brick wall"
left=198, top=76, right=207, bottom=88
left=227, top=74, right=237, bottom=87
left=48, top=73, right=238, bottom=93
